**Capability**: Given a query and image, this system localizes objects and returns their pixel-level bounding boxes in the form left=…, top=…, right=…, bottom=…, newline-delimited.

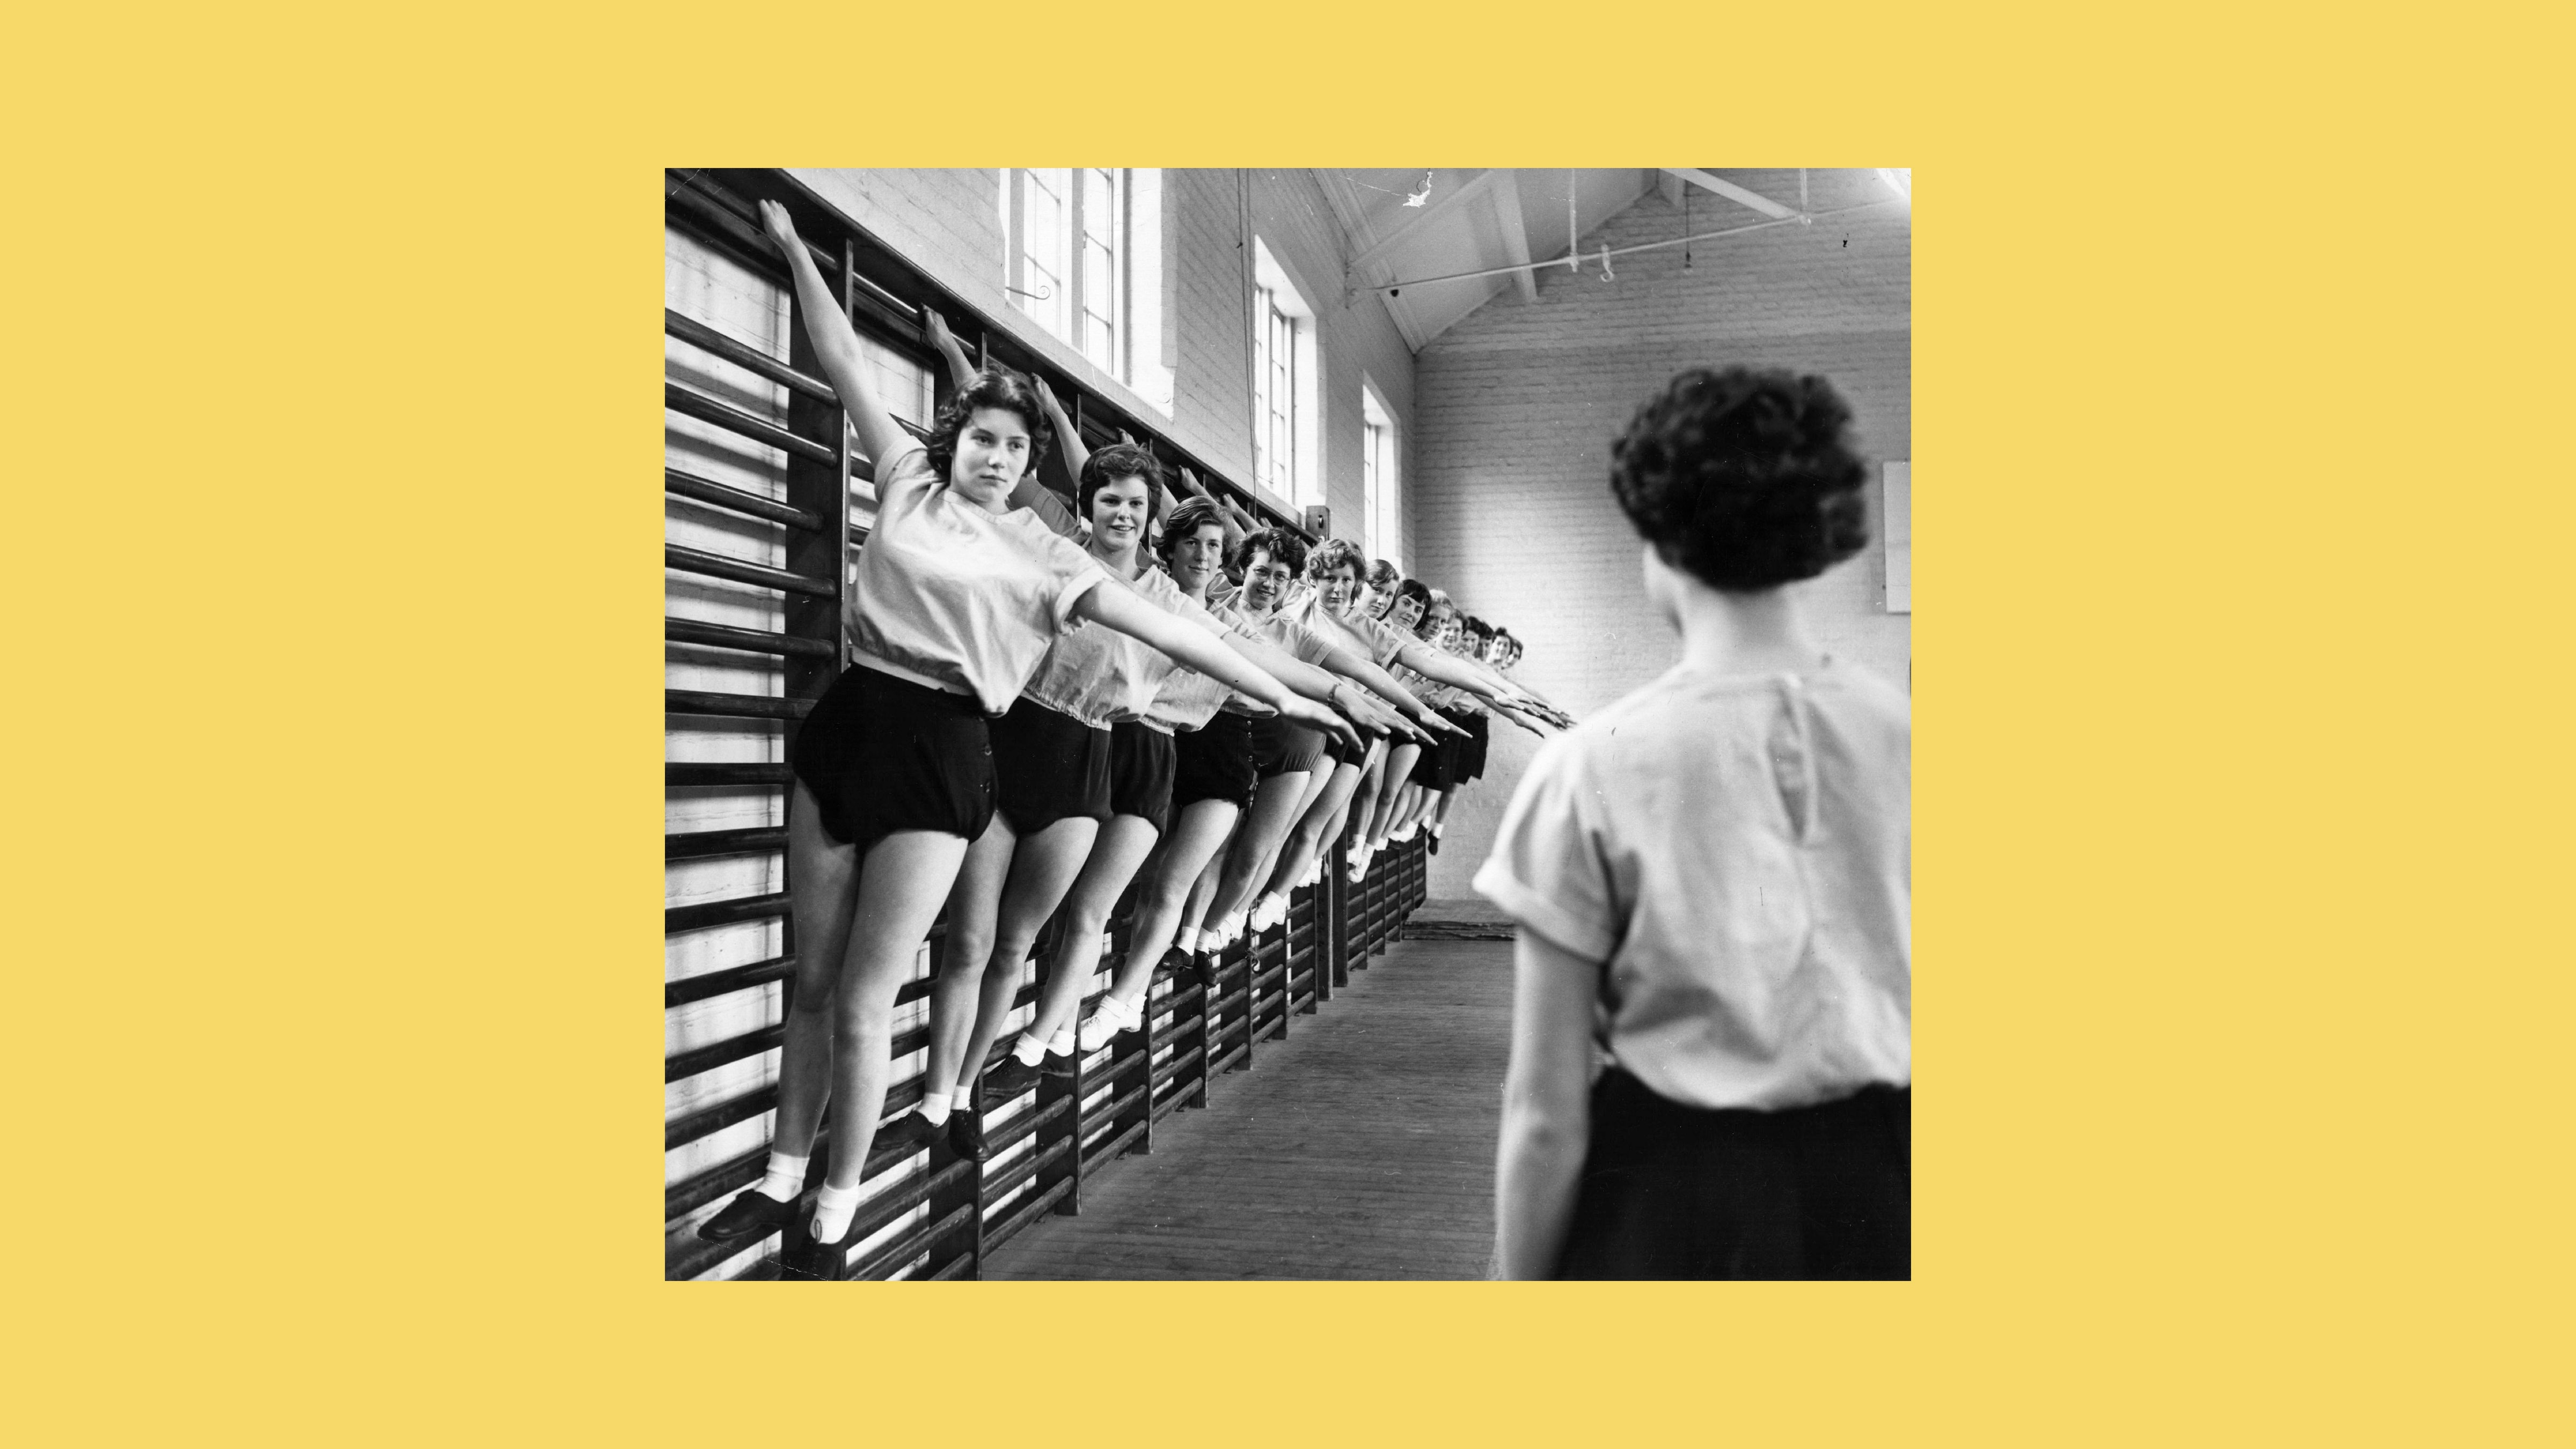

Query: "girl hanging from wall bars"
left=696, top=201, right=1357, bottom=1264
left=887, top=336, right=1416, bottom=1145
left=1226, top=542, right=1538, bottom=933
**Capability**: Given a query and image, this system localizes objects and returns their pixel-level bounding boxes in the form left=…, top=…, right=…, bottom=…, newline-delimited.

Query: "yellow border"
left=11, top=2, right=2570, bottom=1444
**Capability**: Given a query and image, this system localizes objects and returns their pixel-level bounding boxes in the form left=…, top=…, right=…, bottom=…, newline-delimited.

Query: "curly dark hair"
left=1609, top=366, right=1870, bottom=591
left=1305, top=537, right=1368, bottom=582
left=1394, top=578, right=1432, bottom=614
left=1230, top=525, right=1307, bottom=579
left=923, top=365, right=1052, bottom=484
left=1079, top=442, right=1165, bottom=530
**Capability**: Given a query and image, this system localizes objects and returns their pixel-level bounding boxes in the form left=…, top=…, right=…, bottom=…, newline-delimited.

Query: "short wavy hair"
left=1609, top=365, right=1869, bottom=591
left=1157, top=495, right=1226, bottom=564
left=923, top=365, right=1052, bottom=484
left=1079, top=442, right=1165, bottom=530
left=1305, top=537, right=1368, bottom=582
left=1365, top=559, right=1401, bottom=593
left=1394, top=577, right=1432, bottom=614
left=1231, top=525, right=1307, bottom=580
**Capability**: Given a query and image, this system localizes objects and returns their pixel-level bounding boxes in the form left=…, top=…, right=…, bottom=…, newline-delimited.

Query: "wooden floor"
left=980, top=936, right=1514, bottom=1280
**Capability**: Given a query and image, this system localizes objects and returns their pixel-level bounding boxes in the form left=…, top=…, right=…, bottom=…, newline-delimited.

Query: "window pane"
left=1022, top=169, right=1069, bottom=336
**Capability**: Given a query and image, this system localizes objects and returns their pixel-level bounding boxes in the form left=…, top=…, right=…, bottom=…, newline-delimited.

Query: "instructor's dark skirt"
left=1106, top=720, right=1178, bottom=836
left=1172, top=711, right=1256, bottom=811
left=1553, top=1067, right=1909, bottom=1280
left=788, top=664, right=996, bottom=855
left=989, top=697, right=1111, bottom=835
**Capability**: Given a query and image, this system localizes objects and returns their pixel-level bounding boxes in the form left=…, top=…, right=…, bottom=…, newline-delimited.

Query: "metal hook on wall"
left=1005, top=281, right=1053, bottom=302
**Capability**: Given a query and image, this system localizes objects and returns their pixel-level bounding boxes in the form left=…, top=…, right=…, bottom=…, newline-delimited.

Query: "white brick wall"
left=1411, top=189, right=1913, bottom=899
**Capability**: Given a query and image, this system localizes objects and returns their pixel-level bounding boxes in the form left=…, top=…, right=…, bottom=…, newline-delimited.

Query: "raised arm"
left=1493, top=929, right=1602, bottom=1279
left=1031, top=375, right=1089, bottom=481
left=920, top=305, right=977, bottom=392
left=1177, top=467, right=1251, bottom=551
left=759, top=202, right=912, bottom=470
left=1073, top=586, right=1361, bottom=752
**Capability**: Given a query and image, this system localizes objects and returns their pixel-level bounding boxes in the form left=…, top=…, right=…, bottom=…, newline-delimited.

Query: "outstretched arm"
left=1219, top=633, right=1416, bottom=740
left=1074, top=586, right=1361, bottom=752
left=1394, top=639, right=1535, bottom=712
left=1312, top=642, right=1458, bottom=740
left=759, top=201, right=910, bottom=470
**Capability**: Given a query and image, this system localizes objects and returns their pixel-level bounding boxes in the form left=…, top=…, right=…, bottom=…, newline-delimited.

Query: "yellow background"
left=6, top=2, right=2567, bottom=1443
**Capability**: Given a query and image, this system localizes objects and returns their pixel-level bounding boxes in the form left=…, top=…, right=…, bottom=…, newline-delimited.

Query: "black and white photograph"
left=662, top=167, right=1912, bottom=1280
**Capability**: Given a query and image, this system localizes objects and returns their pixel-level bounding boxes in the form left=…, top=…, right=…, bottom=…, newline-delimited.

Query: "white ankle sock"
left=1013, top=1032, right=1048, bottom=1067
left=1176, top=927, right=1200, bottom=953
left=1049, top=1025, right=1075, bottom=1056
left=917, top=1088, right=952, bottom=1126
left=811, top=1181, right=861, bottom=1245
left=756, top=1150, right=808, bottom=1201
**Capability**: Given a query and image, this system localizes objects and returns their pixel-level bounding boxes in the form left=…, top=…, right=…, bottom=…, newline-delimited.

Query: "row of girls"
left=699, top=202, right=1568, bottom=1265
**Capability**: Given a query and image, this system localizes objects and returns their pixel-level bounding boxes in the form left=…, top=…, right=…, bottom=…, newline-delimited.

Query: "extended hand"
left=1284, top=694, right=1362, bottom=753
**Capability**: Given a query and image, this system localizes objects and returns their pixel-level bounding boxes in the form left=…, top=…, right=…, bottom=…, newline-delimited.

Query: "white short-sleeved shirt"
left=845, top=444, right=1109, bottom=715
left=1023, top=561, right=1234, bottom=729
left=1141, top=573, right=1257, bottom=732
left=1277, top=587, right=1408, bottom=670
left=1473, top=658, right=1911, bottom=1111
left=1209, top=591, right=1336, bottom=718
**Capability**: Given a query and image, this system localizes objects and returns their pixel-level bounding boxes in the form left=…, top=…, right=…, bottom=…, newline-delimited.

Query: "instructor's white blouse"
left=1474, top=658, right=1911, bottom=1111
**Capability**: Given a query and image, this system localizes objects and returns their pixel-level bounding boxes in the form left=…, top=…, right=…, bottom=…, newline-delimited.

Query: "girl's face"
left=1242, top=548, right=1297, bottom=613
left=952, top=406, right=1035, bottom=510
left=1388, top=593, right=1426, bottom=633
left=1318, top=563, right=1364, bottom=616
left=1166, top=522, right=1227, bottom=594
left=1365, top=584, right=1397, bottom=620
left=1088, top=474, right=1153, bottom=558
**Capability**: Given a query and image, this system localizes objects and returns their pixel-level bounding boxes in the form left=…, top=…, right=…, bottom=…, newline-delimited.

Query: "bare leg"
left=1177, top=822, right=1233, bottom=938
left=1259, top=753, right=1370, bottom=902
left=819, top=830, right=974, bottom=1193
left=924, top=814, right=1014, bottom=1106
left=955, top=814, right=1100, bottom=1086
left=1099, top=799, right=1238, bottom=1011
left=1368, top=744, right=1421, bottom=846
left=1348, top=744, right=1390, bottom=854
left=769, top=783, right=860, bottom=1162
left=1207, top=769, right=1313, bottom=927
left=1020, top=814, right=1162, bottom=1050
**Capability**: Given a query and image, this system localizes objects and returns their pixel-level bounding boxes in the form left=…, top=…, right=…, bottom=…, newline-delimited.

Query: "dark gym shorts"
left=1106, top=720, right=1178, bottom=836
left=1172, top=710, right=1256, bottom=811
left=1247, top=710, right=1328, bottom=779
left=989, top=696, right=1111, bottom=835
left=1554, top=1068, right=1910, bottom=1280
left=788, top=663, right=996, bottom=854
left=1463, top=710, right=1492, bottom=780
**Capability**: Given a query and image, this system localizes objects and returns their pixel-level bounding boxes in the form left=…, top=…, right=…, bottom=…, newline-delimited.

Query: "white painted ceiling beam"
left=1660, top=168, right=1798, bottom=220
left=1343, top=168, right=1501, bottom=278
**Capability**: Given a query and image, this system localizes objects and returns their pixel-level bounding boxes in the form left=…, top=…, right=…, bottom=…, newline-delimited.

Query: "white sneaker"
left=1299, top=859, right=1321, bottom=890
left=1079, top=996, right=1137, bottom=1047
left=1256, top=894, right=1286, bottom=931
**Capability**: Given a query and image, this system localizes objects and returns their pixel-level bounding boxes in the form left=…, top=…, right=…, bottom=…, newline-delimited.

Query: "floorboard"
left=980, top=936, right=1515, bottom=1280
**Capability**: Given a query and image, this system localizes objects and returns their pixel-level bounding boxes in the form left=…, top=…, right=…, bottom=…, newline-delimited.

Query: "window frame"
left=1004, top=167, right=1147, bottom=387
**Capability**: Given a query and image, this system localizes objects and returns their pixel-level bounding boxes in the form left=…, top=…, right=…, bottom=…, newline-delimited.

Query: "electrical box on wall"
left=1302, top=504, right=1331, bottom=537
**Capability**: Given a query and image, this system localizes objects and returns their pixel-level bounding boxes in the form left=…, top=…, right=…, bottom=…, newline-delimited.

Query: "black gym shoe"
left=948, top=1108, right=987, bottom=1161
left=697, top=1187, right=798, bottom=1244
left=874, top=1109, right=946, bottom=1154
left=982, top=1054, right=1044, bottom=1100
